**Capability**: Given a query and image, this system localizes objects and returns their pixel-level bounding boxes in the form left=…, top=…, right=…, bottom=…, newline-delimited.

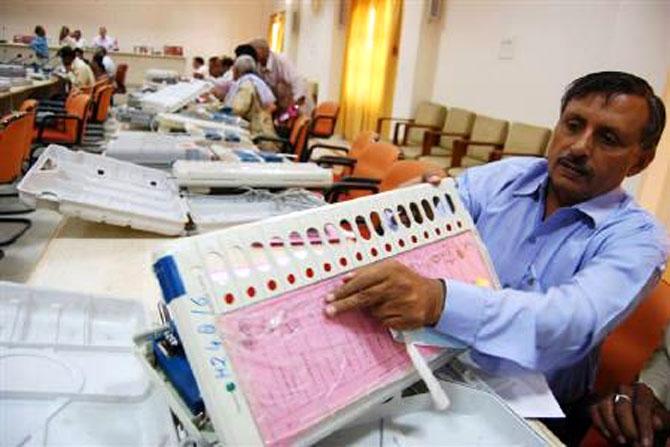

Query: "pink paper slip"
left=217, top=231, right=494, bottom=446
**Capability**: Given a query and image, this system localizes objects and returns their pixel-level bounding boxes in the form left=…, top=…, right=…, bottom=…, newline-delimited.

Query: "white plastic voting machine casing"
left=139, top=79, right=212, bottom=113
left=156, top=112, right=253, bottom=137
left=172, top=160, right=334, bottom=189
left=139, top=180, right=551, bottom=446
left=104, top=131, right=212, bottom=167
left=0, top=281, right=177, bottom=446
left=17, top=145, right=328, bottom=236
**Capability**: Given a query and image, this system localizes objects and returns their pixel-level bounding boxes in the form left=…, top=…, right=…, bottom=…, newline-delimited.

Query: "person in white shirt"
left=58, top=26, right=76, bottom=47
left=93, top=48, right=116, bottom=78
left=58, top=46, right=95, bottom=89
left=92, top=26, right=118, bottom=52
left=192, top=56, right=208, bottom=79
left=71, top=30, right=86, bottom=49
left=249, top=38, right=311, bottom=114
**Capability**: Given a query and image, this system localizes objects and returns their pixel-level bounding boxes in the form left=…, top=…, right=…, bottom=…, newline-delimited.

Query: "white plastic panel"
left=318, top=381, right=546, bottom=446
left=186, top=189, right=326, bottom=232
left=18, top=145, right=189, bottom=236
left=104, top=131, right=211, bottom=166
left=0, top=281, right=177, bottom=446
left=172, top=160, right=334, bottom=188
left=139, top=79, right=211, bottom=113
left=156, top=112, right=252, bottom=138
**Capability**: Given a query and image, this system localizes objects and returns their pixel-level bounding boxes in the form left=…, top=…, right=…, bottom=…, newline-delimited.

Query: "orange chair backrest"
left=311, top=101, right=340, bottom=138
left=0, top=112, right=31, bottom=183
left=380, top=160, right=446, bottom=192
left=288, top=115, right=311, bottom=162
left=19, top=99, right=38, bottom=161
left=63, top=93, right=92, bottom=141
left=115, top=64, right=128, bottom=91
left=349, top=130, right=379, bottom=160
left=594, top=279, right=670, bottom=395
left=94, top=85, right=114, bottom=122
left=346, top=141, right=400, bottom=199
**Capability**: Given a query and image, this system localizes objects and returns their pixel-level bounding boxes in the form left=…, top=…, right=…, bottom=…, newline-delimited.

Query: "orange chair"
left=114, top=63, right=128, bottom=94
left=581, top=279, right=670, bottom=447
left=34, top=92, right=92, bottom=145
left=0, top=112, right=33, bottom=248
left=92, top=84, right=114, bottom=122
left=378, top=160, right=445, bottom=192
left=19, top=99, right=38, bottom=162
left=323, top=141, right=401, bottom=202
left=310, top=101, right=339, bottom=138
left=253, top=115, right=312, bottom=162
left=307, top=130, right=379, bottom=179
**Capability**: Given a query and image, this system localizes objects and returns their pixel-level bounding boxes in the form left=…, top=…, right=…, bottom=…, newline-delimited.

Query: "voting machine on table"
left=139, top=180, right=547, bottom=446
left=17, top=146, right=328, bottom=236
left=138, top=79, right=211, bottom=113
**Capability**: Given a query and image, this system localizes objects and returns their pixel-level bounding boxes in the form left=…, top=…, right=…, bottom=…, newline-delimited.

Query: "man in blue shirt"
left=30, top=25, right=49, bottom=60
left=326, top=72, right=668, bottom=442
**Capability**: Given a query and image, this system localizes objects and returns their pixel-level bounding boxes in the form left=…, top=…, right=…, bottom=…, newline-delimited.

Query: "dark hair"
left=561, top=71, right=666, bottom=151
left=234, top=44, right=257, bottom=61
left=74, top=48, right=84, bottom=59
left=193, top=56, right=204, bottom=65
left=208, top=56, right=220, bottom=64
left=221, top=56, right=234, bottom=69
left=34, top=26, right=45, bottom=37
left=58, top=46, right=75, bottom=60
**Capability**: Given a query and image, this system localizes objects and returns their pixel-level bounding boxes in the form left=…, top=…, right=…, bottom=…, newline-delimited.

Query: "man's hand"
left=590, top=383, right=670, bottom=446
left=324, top=260, right=445, bottom=330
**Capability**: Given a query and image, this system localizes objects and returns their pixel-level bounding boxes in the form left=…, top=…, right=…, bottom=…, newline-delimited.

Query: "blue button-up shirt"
left=436, top=157, right=669, bottom=404
left=30, top=36, right=49, bottom=59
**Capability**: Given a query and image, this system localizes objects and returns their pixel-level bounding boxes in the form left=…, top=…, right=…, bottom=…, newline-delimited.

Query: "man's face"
left=209, top=60, right=223, bottom=77
left=61, top=55, right=74, bottom=68
left=547, top=93, right=654, bottom=205
left=73, top=30, right=81, bottom=39
left=99, top=27, right=106, bottom=37
left=255, top=46, right=269, bottom=66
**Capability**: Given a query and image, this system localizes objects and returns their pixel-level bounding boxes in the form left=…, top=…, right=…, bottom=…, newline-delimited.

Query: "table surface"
left=0, top=77, right=58, bottom=99
left=26, top=216, right=565, bottom=446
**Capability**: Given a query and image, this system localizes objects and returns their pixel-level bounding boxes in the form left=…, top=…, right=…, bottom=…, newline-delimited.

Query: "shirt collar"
left=511, top=161, right=627, bottom=226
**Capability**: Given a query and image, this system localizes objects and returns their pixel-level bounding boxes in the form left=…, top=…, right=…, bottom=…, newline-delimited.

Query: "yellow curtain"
left=268, top=11, right=286, bottom=53
left=339, top=0, right=403, bottom=140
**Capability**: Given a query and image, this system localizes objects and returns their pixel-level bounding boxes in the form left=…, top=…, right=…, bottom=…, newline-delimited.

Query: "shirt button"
left=527, top=278, right=535, bottom=286
left=528, top=236, right=537, bottom=244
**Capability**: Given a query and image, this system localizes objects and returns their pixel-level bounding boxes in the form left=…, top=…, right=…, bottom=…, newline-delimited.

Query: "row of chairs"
left=377, top=101, right=553, bottom=175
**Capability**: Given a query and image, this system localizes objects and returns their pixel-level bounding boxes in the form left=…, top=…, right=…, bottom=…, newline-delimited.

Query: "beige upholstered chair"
left=402, top=107, right=475, bottom=160
left=494, top=122, right=552, bottom=159
left=376, top=101, right=447, bottom=147
left=419, top=114, right=508, bottom=169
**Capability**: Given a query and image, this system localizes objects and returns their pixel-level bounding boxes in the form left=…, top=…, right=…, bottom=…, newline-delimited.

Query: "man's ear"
left=627, top=148, right=656, bottom=177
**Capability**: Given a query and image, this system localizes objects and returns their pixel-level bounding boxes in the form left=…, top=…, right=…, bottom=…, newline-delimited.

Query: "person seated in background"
left=92, top=26, right=118, bottom=52
left=71, top=30, right=86, bottom=49
left=30, top=25, right=49, bottom=61
left=325, top=71, right=668, bottom=445
left=93, top=48, right=116, bottom=78
left=58, top=26, right=75, bottom=47
left=250, top=38, right=311, bottom=115
left=58, top=46, right=95, bottom=89
left=227, top=55, right=279, bottom=151
left=221, top=56, right=234, bottom=77
left=590, top=324, right=670, bottom=446
left=192, top=56, right=208, bottom=79
left=73, top=48, right=89, bottom=65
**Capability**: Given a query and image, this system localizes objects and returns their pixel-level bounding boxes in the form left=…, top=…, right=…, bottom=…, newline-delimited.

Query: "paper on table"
left=460, top=354, right=565, bottom=419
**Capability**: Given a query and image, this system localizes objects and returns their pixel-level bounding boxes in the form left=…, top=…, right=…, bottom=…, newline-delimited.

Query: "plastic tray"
left=104, top=131, right=212, bottom=167
left=18, top=145, right=190, bottom=236
left=172, top=160, right=334, bottom=188
left=0, top=281, right=177, bottom=446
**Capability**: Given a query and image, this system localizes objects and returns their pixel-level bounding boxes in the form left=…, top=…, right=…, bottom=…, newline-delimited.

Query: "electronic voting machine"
left=138, top=180, right=548, bottom=445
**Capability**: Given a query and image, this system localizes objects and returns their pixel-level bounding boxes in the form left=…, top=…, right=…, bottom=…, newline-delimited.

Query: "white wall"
left=431, top=0, right=670, bottom=128
left=0, top=0, right=269, bottom=64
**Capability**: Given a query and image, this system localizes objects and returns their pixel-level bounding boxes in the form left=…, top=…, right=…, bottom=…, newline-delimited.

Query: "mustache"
left=557, top=156, right=593, bottom=177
